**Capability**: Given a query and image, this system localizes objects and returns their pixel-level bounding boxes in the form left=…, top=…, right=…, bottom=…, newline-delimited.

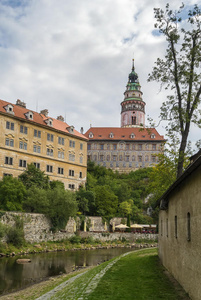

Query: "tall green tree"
left=148, top=3, right=201, bottom=178
left=19, top=163, right=50, bottom=189
left=0, top=176, right=26, bottom=211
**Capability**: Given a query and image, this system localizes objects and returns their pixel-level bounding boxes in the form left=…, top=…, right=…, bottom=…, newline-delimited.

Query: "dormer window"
left=151, top=134, right=156, bottom=139
left=25, top=111, right=34, bottom=120
left=67, top=125, right=74, bottom=134
left=45, top=118, right=53, bottom=127
left=130, top=133, right=135, bottom=139
left=109, top=132, right=114, bottom=138
left=4, top=104, right=14, bottom=115
left=89, top=132, right=93, bottom=138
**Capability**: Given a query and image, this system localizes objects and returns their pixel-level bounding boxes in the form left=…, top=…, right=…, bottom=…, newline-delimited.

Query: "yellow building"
left=0, top=99, right=88, bottom=190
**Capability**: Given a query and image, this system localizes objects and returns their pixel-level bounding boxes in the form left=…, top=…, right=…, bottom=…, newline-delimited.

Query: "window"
left=152, top=156, right=156, bottom=162
left=138, top=144, right=142, bottom=151
left=151, top=134, right=156, bottom=139
left=69, top=170, right=74, bottom=176
left=5, top=156, right=13, bottom=165
left=19, top=159, right=26, bottom=168
left=132, top=144, right=135, bottom=150
left=166, top=218, right=168, bottom=237
left=100, top=144, right=104, bottom=150
left=126, top=144, right=129, bottom=150
left=119, top=155, right=123, bottom=161
left=113, top=144, right=117, bottom=150
left=126, top=156, right=129, bottom=162
left=113, top=155, right=117, bottom=161
left=107, top=144, right=110, bottom=150
left=187, top=212, right=191, bottom=241
left=100, top=155, right=104, bottom=161
left=69, top=153, right=75, bottom=161
left=138, top=156, right=142, bottom=162
left=132, top=155, right=135, bottom=161
left=58, top=137, right=64, bottom=145
left=161, top=219, right=163, bottom=236
left=5, top=138, right=14, bottom=147
left=3, top=173, right=13, bottom=177
left=47, top=148, right=53, bottom=156
left=68, top=184, right=75, bottom=189
left=58, top=167, right=64, bottom=175
left=33, top=145, right=41, bottom=153
left=79, top=172, right=82, bottom=178
left=19, top=141, right=27, bottom=150
left=152, top=144, right=156, bottom=151
left=80, top=156, right=83, bottom=163
left=87, top=144, right=91, bottom=150
left=80, top=143, right=83, bottom=150
left=94, top=155, right=97, bottom=161
left=107, top=155, right=110, bottom=161
left=69, top=140, right=75, bottom=147
left=6, top=121, right=14, bottom=130
left=145, top=155, right=149, bottom=162
left=47, top=133, right=54, bottom=141
left=46, top=165, right=53, bottom=172
left=20, top=125, right=28, bottom=134
left=58, top=151, right=64, bottom=159
left=33, top=163, right=40, bottom=169
left=34, top=129, right=41, bottom=138
left=175, top=216, right=177, bottom=238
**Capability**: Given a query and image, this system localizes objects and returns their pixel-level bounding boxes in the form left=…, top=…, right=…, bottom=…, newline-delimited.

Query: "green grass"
left=46, top=248, right=187, bottom=300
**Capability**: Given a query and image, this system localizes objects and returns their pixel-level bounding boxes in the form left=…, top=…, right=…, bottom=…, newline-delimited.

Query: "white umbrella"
left=115, top=224, right=129, bottom=229
left=130, top=224, right=143, bottom=228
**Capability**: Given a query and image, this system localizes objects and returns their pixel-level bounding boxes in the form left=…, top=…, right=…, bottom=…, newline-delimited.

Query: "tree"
left=0, top=176, right=26, bottom=211
left=148, top=3, right=201, bottom=178
left=119, top=200, right=133, bottom=217
left=94, top=185, right=118, bottom=216
left=19, top=163, right=50, bottom=189
left=47, top=188, right=78, bottom=230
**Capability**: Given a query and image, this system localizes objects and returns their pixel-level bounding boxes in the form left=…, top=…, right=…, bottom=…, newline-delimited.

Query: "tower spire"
left=132, top=58, right=134, bottom=71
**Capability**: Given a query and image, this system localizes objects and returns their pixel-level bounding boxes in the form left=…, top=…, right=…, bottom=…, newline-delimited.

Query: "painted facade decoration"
left=0, top=99, right=88, bottom=190
left=85, top=60, right=165, bottom=173
left=158, top=151, right=201, bottom=300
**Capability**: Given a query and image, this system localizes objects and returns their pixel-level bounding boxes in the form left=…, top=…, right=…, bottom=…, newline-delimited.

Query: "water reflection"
left=0, top=247, right=133, bottom=295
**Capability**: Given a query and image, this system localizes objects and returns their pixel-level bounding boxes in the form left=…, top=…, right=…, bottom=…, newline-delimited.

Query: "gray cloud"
left=0, top=0, right=200, bottom=149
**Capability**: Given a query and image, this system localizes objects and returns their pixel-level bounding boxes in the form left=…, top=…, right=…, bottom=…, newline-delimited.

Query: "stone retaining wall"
left=0, top=212, right=157, bottom=243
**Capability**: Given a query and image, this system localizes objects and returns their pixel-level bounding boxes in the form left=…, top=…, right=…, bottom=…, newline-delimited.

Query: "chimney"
left=57, top=115, right=64, bottom=122
left=80, top=127, right=84, bottom=134
left=16, top=99, right=26, bottom=108
left=40, top=109, right=49, bottom=117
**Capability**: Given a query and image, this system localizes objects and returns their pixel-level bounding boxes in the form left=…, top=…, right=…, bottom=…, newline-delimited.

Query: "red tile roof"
left=0, top=99, right=88, bottom=140
left=84, top=127, right=165, bottom=141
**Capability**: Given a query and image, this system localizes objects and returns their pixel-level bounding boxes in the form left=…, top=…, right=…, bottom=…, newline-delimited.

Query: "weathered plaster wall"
left=158, top=165, right=201, bottom=300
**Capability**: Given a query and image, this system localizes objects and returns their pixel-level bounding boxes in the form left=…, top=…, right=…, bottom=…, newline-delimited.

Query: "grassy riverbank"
left=0, top=237, right=157, bottom=256
left=1, top=248, right=190, bottom=300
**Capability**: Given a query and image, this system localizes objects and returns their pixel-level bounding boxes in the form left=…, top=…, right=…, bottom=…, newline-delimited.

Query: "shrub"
left=6, top=215, right=25, bottom=247
left=0, top=222, right=6, bottom=239
left=69, top=235, right=82, bottom=244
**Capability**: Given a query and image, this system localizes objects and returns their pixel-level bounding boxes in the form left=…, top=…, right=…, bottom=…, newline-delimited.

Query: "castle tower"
left=121, top=59, right=145, bottom=128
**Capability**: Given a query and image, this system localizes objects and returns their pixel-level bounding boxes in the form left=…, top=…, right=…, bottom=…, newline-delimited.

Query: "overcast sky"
left=0, top=0, right=200, bottom=150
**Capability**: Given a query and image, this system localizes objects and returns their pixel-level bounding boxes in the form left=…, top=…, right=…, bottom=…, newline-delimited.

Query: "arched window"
left=187, top=212, right=191, bottom=241
left=175, top=216, right=177, bottom=238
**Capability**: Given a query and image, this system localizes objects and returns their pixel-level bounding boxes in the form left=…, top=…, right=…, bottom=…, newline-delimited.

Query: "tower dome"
left=121, top=59, right=145, bottom=128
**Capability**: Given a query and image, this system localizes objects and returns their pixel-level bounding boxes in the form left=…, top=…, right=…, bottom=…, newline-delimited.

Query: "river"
left=0, top=247, right=133, bottom=295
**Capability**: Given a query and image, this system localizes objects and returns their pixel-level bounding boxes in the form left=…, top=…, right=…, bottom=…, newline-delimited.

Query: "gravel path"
left=36, top=251, right=133, bottom=300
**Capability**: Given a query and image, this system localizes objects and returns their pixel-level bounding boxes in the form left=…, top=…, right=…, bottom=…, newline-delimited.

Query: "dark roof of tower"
left=128, top=59, right=139, bottom=83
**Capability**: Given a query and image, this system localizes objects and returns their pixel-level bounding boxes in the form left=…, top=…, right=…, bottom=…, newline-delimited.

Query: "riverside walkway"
left=36, top=248, right=190, bottom=300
